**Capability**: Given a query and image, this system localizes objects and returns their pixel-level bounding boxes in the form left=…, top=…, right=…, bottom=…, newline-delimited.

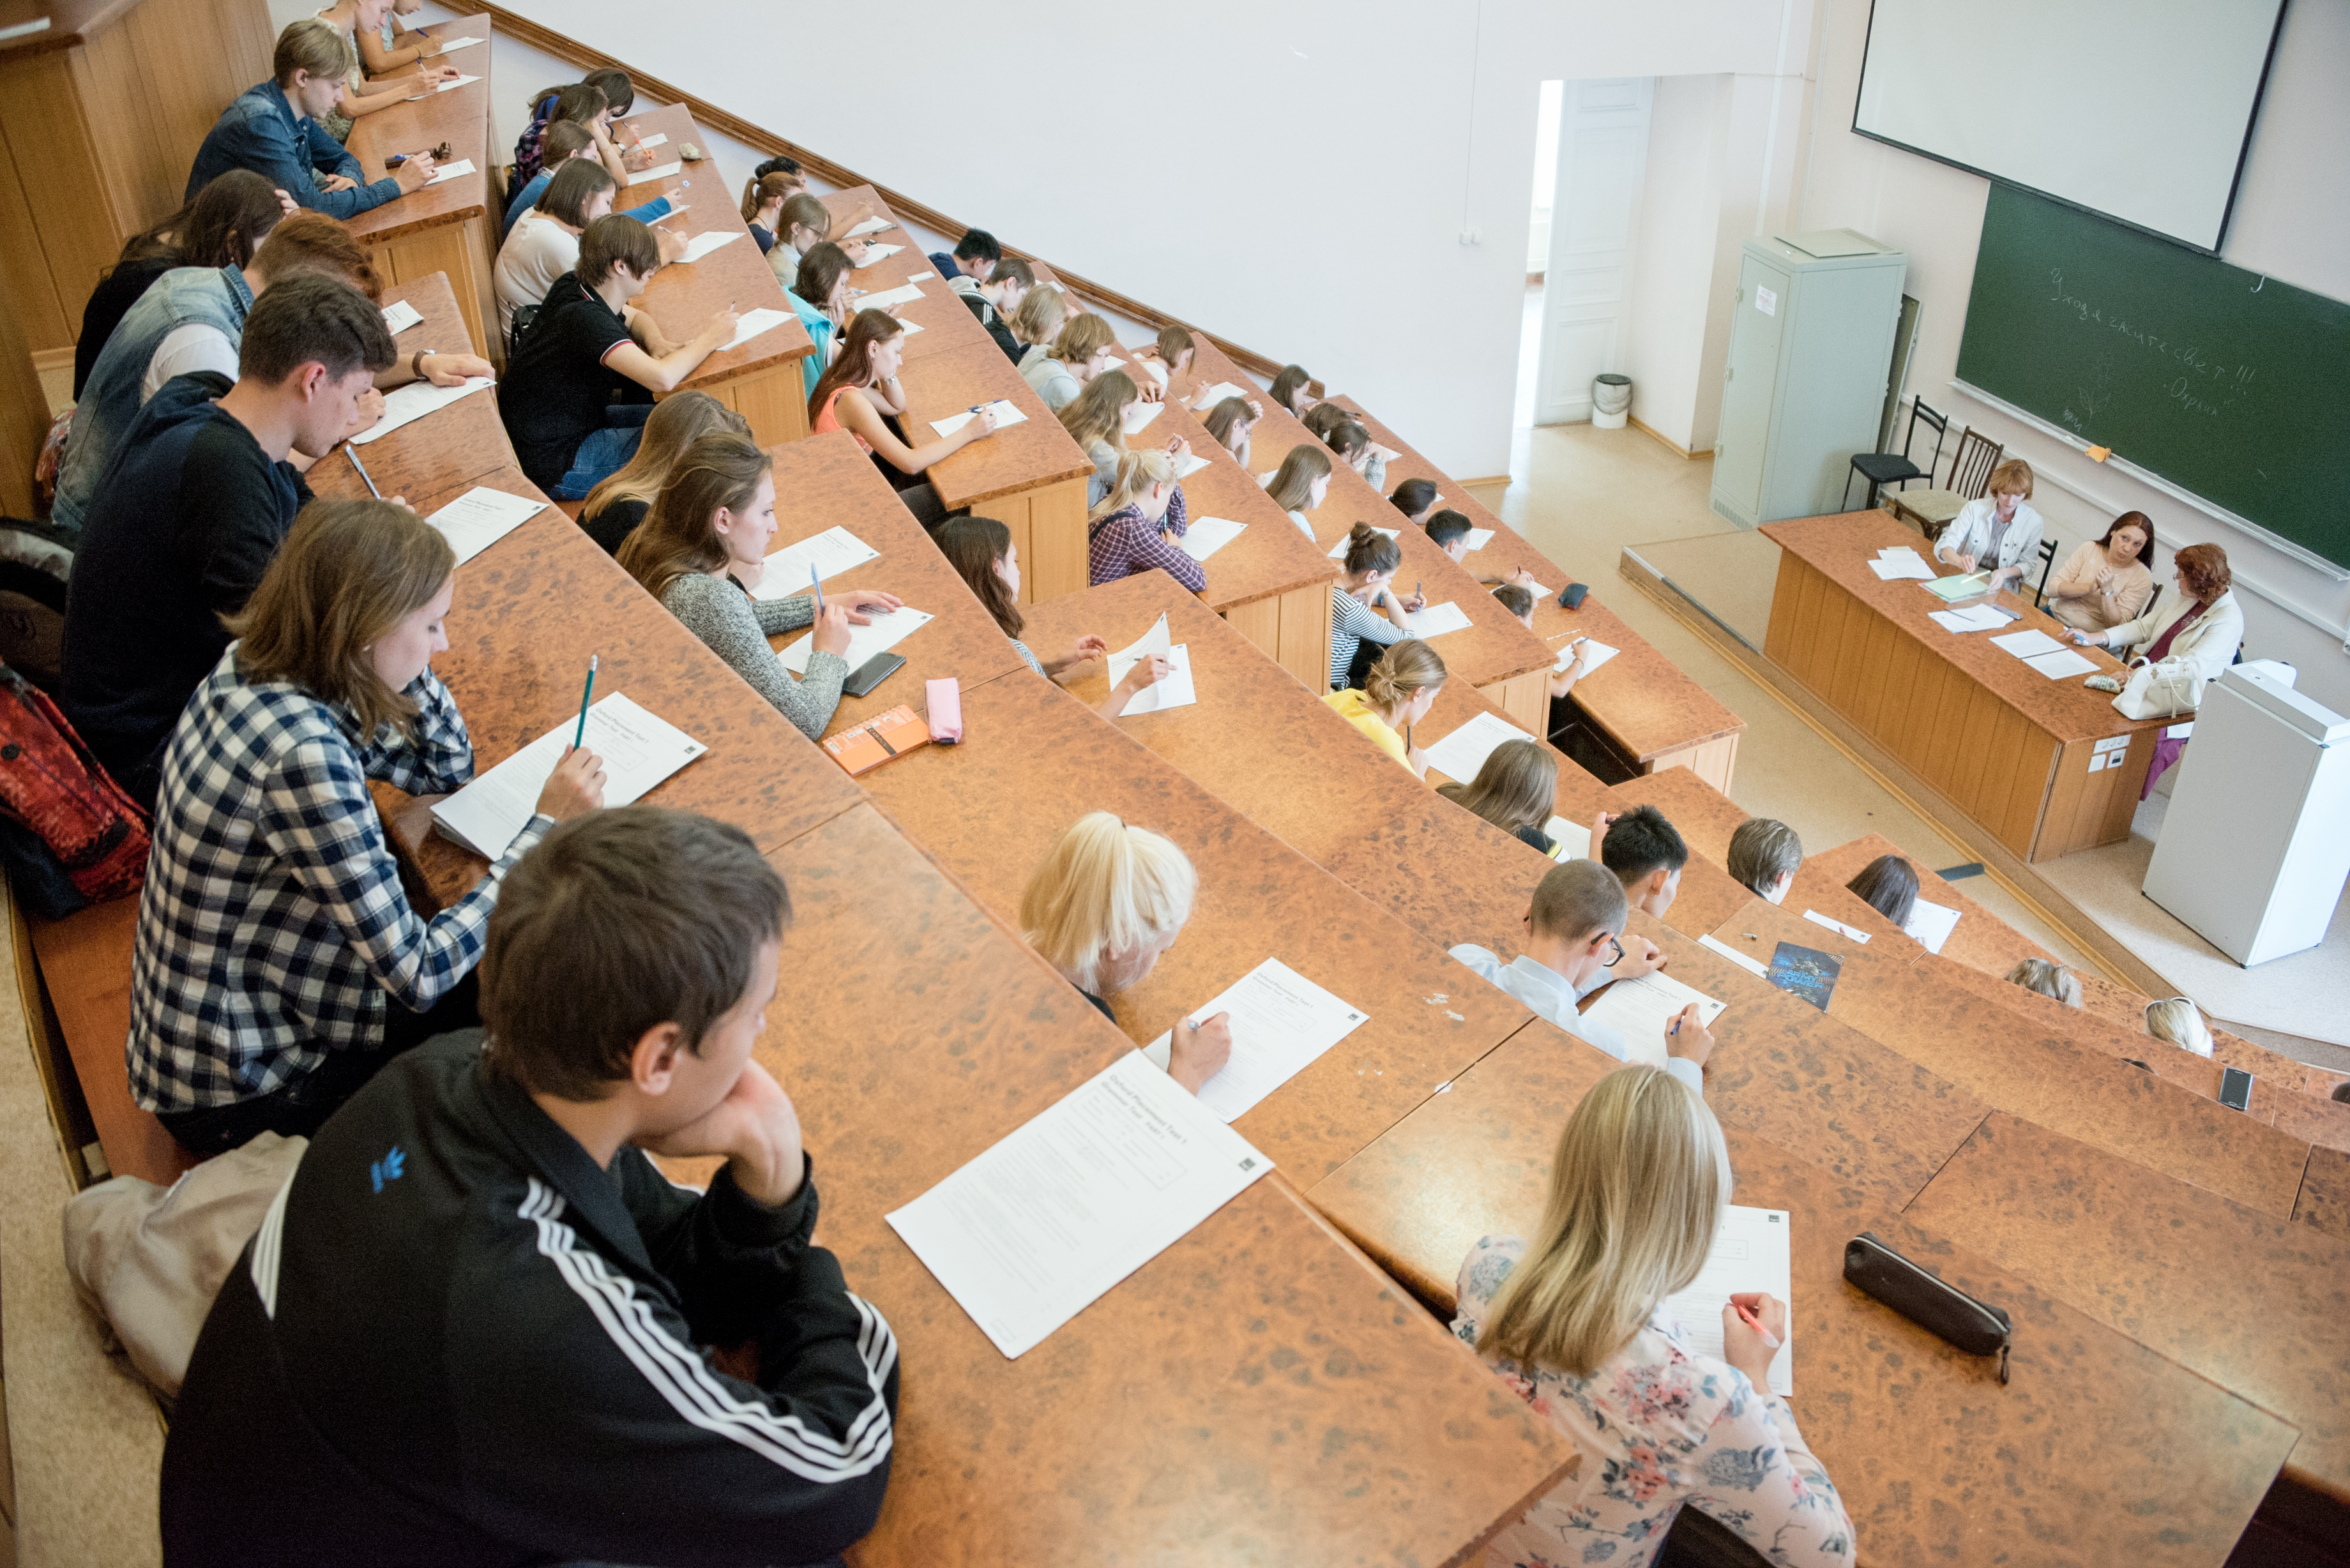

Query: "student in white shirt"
left=495, top=158, right=612, bottom=340
left=1451, top=858, right=1710, bottom=1092
left=1022, top=314, right=1116, bottom=413
left=1726, top=817, right=1801, bottom=904
left=1259, top=444, right=1330, bottom=538
left=1934, top=458, right=2043, bottom=590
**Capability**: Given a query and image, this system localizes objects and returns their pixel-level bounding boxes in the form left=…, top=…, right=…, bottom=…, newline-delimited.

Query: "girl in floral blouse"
left=1452, top=1064, right=1855, bottom=1567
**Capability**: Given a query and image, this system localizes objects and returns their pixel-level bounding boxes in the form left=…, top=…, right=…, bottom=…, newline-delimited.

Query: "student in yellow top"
left=1323, top=640, right=1446, bottom=777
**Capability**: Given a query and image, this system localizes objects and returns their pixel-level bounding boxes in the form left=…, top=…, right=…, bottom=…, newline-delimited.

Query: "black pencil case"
left=1844, top=1232, right=2012, bottom=1383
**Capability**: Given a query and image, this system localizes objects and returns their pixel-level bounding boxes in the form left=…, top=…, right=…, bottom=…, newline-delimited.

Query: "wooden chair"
left=1890, top=426, right=2003, bottom=539
left=1842, top=398, right=1948, bottom=510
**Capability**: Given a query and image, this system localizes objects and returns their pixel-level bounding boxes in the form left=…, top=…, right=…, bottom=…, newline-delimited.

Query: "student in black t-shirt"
left=61, top=275, right=397, bottom=808
left=499, top=214, right=738, bottom=499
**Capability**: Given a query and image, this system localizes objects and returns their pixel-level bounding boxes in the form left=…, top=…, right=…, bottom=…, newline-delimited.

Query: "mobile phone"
left=841, top=650, right=906, bottom=698
left=2218, top=1067, right=2254, bottom=1112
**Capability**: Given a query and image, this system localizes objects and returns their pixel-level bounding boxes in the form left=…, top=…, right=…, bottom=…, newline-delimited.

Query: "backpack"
left=508, top=301, right=542, bottom=361
left=0, top=513, right=77, bottom=690
left=0, top=658, right=150, bottom=917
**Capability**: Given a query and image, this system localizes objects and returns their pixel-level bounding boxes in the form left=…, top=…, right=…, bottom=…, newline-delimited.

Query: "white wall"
left=488, top=0, right=1817, bottom=482
left=1793, top=0, right=2350, bottom=714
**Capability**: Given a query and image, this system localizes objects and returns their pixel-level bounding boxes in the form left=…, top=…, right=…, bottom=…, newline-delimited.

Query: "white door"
left=1534, top=78, right=1652, bottom=425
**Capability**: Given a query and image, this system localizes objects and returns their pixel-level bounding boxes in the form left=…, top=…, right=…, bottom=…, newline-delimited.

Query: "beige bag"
left=63, top=1132, right=306, bottom=1399
left=2112, top=657, right=2205, bottom=721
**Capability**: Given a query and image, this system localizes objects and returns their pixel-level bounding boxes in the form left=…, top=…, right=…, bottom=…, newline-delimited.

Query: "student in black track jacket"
left=162, top=807, right=897, bottom=1568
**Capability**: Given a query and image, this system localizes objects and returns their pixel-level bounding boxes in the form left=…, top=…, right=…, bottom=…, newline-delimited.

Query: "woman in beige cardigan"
left=2045, top=511, right=2157, bottom=633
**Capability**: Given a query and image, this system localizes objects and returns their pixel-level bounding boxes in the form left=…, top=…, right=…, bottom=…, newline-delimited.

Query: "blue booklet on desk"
left=1766, top=942, right=1842, bottom=1013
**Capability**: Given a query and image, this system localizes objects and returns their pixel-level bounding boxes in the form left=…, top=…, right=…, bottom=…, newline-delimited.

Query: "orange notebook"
left=822, top=704, right=932, bottom=776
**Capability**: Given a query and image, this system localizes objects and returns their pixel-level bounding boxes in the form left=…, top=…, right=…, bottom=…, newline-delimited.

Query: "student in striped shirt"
left=1328, top=523, right=1421, bottom=691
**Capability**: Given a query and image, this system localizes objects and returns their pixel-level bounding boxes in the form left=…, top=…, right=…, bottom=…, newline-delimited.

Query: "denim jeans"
left=551, top=404, right=655, bottom=501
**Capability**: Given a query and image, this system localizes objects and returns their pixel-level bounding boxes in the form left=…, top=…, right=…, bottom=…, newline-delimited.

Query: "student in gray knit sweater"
left=618, top=433, right=903, bottom=740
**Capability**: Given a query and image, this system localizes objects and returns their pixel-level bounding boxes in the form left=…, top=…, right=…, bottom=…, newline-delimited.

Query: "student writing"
left=1308, top=405, right=1387, bottom=490
left=1727, top=817, right=1801, bottom=904
left=618, top=434, right=901, bottom=741
left=185, top=20, right=441, bottom=220
left=577, top=391, right=750, bottom=557
left=1022, top=314, right=1118, bottom=413
left=936, top=518, right=1171, bottom=717
left=1934, top=458, right=2042, bottom=589
left=1017, top=812, right=1234, bottom=1093
left=497, top=158, right=676, bottom=342
left=1086, top=450, right=1202, bottom=592
left=1269, top=362, right=1315, bottom=418
left=929, top=227, right=1003, bottom=290
left=771, top=193, right=870, bottom=285
left=61, top=275, right=397, bottom=808
left=962, top=259, right=1035, bottom=362
left=306, top=0, right=459, bottom=143
left=1328, top=522, right=1420, bottom=691
left=787, top=242, right=855, bottom=395
left=1437, top=738, right=1568, bottom=856
left=352, top=0, right=437, bottom=75
left=1490, top=585, right=1590, bottom=701
left=162, top=808, right=896, bottom=1565
left=1202, top=395, right=1262, bottom=469
left=1450, top=859, right=1710, bottom=1083
left=1429, top=509, right=1538, bottom=589
left=1008, top=285, right=1070, bottom=369
left=808, top=310, right=996, bottom=527
left=73, top=170, right=289, bottom=403
left=1602, top=804, right=1689, bottom=921
left=741, top=171, right=793, bottom=254
left=1061, top=370, right=1190, bottom=509
left=1389, top=476, right=1440, bottom=526
left=499, top=215, right=739, bottom=499
left=1453, top=1066, right=1853, bottom=1566
left=1324, top=639, right=1446, bottom=777
left=128, top=499, right=606, bottom=1157
left=2044, top=511, right=2157, bottom=634
left=1844, top=854, right=1917, bottom=928
left=513, top=71, right=633, bottom=187
left=504, top=117, right=675, bottom=241
left=1260, top=442, right=1331, bottom=538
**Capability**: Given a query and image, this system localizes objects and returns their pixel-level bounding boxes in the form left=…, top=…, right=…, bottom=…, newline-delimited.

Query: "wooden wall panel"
left=71, top=26, right=155, bottom=235
left=0, top=54, right=115, bottom=352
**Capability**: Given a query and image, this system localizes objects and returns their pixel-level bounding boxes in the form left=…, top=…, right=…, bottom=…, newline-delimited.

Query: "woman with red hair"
left=2074, top=541, right=2242, bottom=794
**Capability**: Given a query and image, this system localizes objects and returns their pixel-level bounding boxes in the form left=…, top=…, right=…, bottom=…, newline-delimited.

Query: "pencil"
left=572, top=654, right=597, bottom=749
left=346, top=446, right=381, bottom=499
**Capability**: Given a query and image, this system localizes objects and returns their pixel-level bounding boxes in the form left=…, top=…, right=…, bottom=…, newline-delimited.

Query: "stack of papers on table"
left=1404, top=601, right=1473, bottom=639
left=1177, top=516, right=1245, bottom=562
left=676, top=230, right=741, bottom=264
left=930, top=401, right=1027, bottom=437
left=1420, top=711, right=1526, bottom=783
left=1923, top=571, right=1994, bottom=601
left=349, top=376, right=492, bottom=444
left=423, top=486, right=546, bottom=565
left=432, top=696, right=706, bottom=859
left=1990, top=629, right=2067, bottom=660
left=778, top=606, right=933, bottom=674
left=1902, top=897, right=1961, bottom=954
left=1105, top=613, right=1196, bottom=714
left=1142, top=958, right=1370, bottom=1122
left=1582, top=970, right=1727, bottom=1067
left=1326, top=526, right=1399, bottom=560
left=753, top=526, right=881, bottom=599
left=626, top=161, right=682, bottom=185
left=2021, top=648, right=2100, bottom=679
left=1929, top=603, right=2015, bottom=634
left=1870, top=547, right=1935, bottom=581
left=1662, top=1205, right=1794, bottom=1395
left=852, top=243, right=905, bottom=268
left=886, top=1052, right=1273, bottom=1359
left=720, top=309, right=793, bottom=352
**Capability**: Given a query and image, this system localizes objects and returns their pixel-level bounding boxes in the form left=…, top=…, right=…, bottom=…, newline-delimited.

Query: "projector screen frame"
left=1847, top=0, right=2291, bottom=256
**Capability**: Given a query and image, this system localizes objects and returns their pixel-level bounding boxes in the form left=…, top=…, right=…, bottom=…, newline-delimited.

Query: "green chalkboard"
left=1957, top=185, right=2350, bottom=568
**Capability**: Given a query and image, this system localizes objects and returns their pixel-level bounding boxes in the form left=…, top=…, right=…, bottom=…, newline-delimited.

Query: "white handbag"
left=2112, top=658, right=2205, bottom=721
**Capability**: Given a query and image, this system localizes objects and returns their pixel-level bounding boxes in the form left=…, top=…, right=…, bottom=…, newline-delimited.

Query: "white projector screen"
left=1853, top=0, right=2285, bottom=252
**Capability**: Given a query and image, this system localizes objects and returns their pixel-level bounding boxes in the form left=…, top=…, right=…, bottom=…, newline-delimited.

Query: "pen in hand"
left=573, top=654, right=598, bottom=749
left=346, top=446, right=381, bottom=499
left=1734, top=1302, right=1782, bottom=1349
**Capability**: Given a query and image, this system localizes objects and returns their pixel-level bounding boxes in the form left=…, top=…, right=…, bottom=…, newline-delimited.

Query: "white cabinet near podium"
left=2143, top=666, right=2350, bottom=967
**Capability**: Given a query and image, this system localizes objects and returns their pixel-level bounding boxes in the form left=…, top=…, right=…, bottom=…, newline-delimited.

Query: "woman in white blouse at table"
left=1933, top=458, right=2043, bottom=591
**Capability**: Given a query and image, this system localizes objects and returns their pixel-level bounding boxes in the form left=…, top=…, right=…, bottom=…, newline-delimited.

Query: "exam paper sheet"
left=1194, top=381, right=1251, bottom=408
left=1558, top=638, right=1621, bottom=675
left=1404, top=601, right=1473, bottom=639
left=844, top=216, right=893, bottom=237
left=1170, top=449, right=1211, bottom=480
left=1464, top=527, right=1494, bottom=550
left=1543, top=816, right=1592, bottom=862
left=930, top=401, right=1027, bottom=437
left=1121, top=401, right=1164, bottom=435
left=1902, top=897, right=1960, bottom=954
left=348, top=375, right=493, bottom=444
left=2023, top=648, right=2100, bottom=679
left=381, top=299, right=423, bottom=335
left=777, top=607, right=934, bottom=674
left=853, top=283, right=925, bottom=311
left=886, top=1052, right=1273, bottom=1359
left=852, top=243, right=906, bottom=268
left=720, top=308, right=793, bottom=352
left=431, top=695, right=706, bottom=859
left=1581, top=972, right=1727, bottom=1067
left=1420, top=711, right=1527, bottom=785
left=1176, top=516, right=1245, bottom=562
left=626, top=161, right=683, bottom=185
left=754, top=527, right=883, bottom=598
left=677, top=230, right=742, bottom=264
left=1141, top=958, right=1371, bottom=1122
left=1991, top=629, right=2066, bottom=660
left=423, top=486, right=545, bottom=566
left=1662, top=1205, right=1794, bottom=1395
left=1105, top=614, right=1196, bottom=714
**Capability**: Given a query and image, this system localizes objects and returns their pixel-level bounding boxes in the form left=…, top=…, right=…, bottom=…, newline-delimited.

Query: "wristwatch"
left=411, top=347, right=436, bottom=381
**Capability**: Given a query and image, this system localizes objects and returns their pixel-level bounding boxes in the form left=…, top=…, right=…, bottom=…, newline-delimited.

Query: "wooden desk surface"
left=1907, top=1110, right=2350, bottom=1500
left=760, top=430, right=1024, bottom=730
left=1137, top=398, right=1335, bottom=617
left=1304, top=1040, right=2298, bottom=1566
left=1800, top=833, right=2051, bottom=979
left=818, top=185, right=934, bottom=292
left=1328, top=395, right=1747, bottom=763
left=340, top=17, right=492, bottom=244
left=1417, top=670, right=1609, bottom=822
left=1595, top=766, right=1757, bottom=938
left=851, top=666, right=1542, bottom=1183
left=1706, top=898, right=2314, bottom=1217
left=760, top=803, right=1572, bottom=1566
left=384, top=505, right=867, bottom=907
left=307, top=273, right=511, bottom=506
left=900, top=338, right=1090, bottom=510
left=1013, top=573, right=1561, bottom=958
left=1763, top=511, right=2155, bottom=746
left=618, top=105, right=816, bottom=391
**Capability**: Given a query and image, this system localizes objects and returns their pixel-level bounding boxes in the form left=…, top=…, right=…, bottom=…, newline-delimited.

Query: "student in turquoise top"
left=787, top=243, right=854, bottom=398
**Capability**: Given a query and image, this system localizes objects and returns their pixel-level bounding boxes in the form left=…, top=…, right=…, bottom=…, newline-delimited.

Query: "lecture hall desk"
left=1303, top=1027, right=2300, bottom=1567
left=851, top=655, right=1551, bottom=1185
left=309, top=273, right=514, bottom=506
left=1329, top=395, right=1748, bottom=792
left=342, top=17, right=498, bottom=363
left=1592, top=764, right=1761, bottom=939
left=750, top=803, right=1575, bottom=1567
left=808, top=187, right=996, bottom=366
left=1761, top=510, right=2164, bottom=863
left=616, top=105, right=815, bottom=446
left=1704, top=898, right=2316, bottom=1217
left=1169, top=343, right=1557, bottom=723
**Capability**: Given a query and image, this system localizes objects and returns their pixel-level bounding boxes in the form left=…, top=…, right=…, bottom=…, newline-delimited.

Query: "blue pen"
left=572, top=654, right=597, bottom=749
left=812, top=564, right=824, bottom=617
left=346, top=446, right=381, bottom=499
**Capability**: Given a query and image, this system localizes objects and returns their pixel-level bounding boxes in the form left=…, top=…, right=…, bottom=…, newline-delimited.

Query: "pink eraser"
left=925, top=678, right=962, bottom=743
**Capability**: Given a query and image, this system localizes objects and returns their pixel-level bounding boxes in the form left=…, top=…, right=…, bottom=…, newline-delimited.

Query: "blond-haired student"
left=1934, top=458, right=2043, bottom=591
left=577, top=390, right=749, bottom=556
left=1087, top=449, right=1202, bottom=592
left=1452, top=1065, right=1853, bottom=1566
left=1019, top=812, right=1232, bottom=1092
left=1437, top=737, right=1565, bottom=856
left=1022, top=313, right=1118, bottom=412
left=1324, top=638, right=1445, bottom=777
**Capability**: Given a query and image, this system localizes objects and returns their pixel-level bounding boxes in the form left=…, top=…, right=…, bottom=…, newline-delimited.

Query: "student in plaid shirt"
left=131, top=501, right=605, bottom=1157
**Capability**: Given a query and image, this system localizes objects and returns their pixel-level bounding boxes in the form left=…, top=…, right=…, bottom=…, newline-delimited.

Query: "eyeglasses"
left=1603, top=935, right=1625, bottom=969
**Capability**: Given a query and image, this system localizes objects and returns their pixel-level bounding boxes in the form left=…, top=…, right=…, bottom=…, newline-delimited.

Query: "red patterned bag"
left=0, top=659, right=149, bottom=912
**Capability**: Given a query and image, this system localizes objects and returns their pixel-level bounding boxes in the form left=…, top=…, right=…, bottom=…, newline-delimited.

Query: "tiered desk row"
left=20, top=33, right=2350, bottom=1564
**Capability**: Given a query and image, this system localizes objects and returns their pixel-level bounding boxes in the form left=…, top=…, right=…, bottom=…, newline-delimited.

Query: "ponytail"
left=1362, top=639, right=1446, bottom=715
left=1342, top=522, right=1400, bottom=577
left=1091, top=448, right=1175, bottom=521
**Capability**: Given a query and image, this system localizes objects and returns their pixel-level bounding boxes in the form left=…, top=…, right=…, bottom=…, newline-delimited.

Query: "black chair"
left=2029, top=536, right=2059, bottom=605
left=1843, top=399, right=1948, bottom=511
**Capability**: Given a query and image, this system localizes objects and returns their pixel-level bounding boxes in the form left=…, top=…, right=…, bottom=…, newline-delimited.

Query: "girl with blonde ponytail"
left=1061, top=368, right=1199, bottom=509
left=1455, top=1065, right=1855, bottom=1565
left=1323, top=638, right=1444, bottom=776
left=1086, top=448, right=1203, bottom=592
left=1019, top=812, right=1231, bottom=1094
